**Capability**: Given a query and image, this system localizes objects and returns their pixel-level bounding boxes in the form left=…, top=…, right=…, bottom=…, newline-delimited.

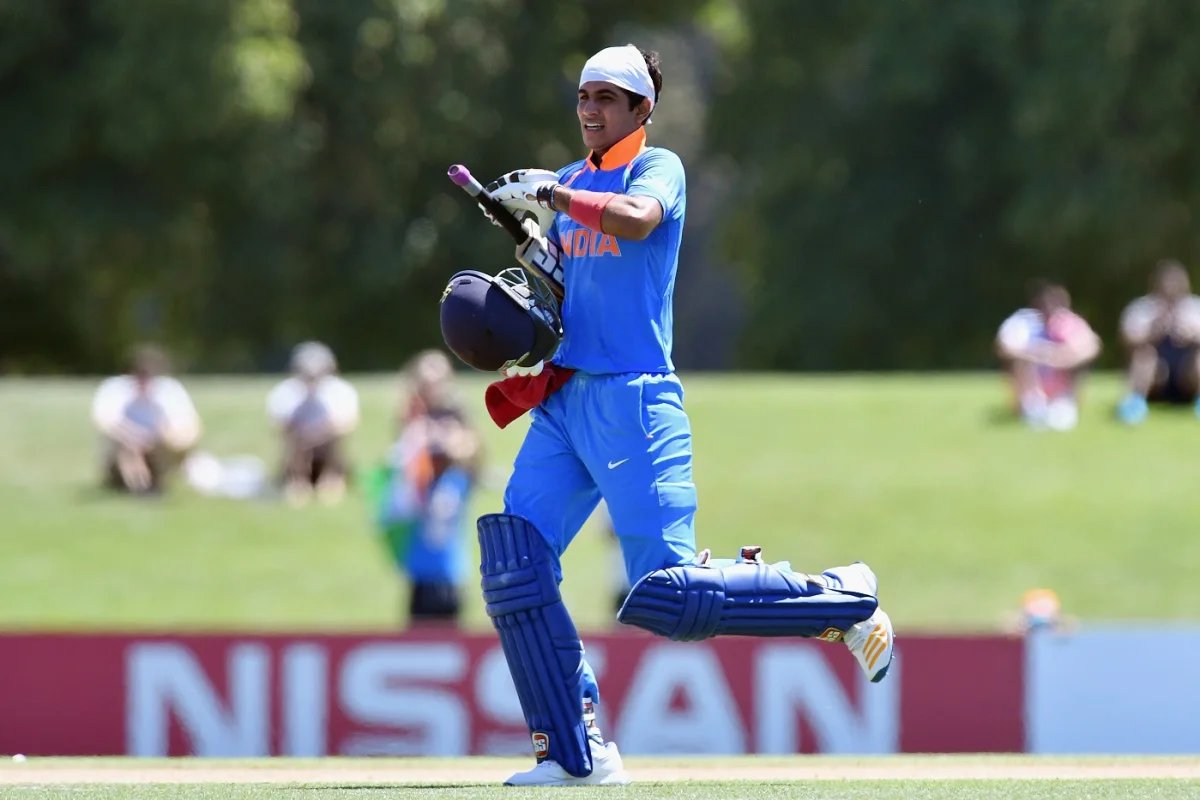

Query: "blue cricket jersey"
left=548, top=128, right=686, bottom=374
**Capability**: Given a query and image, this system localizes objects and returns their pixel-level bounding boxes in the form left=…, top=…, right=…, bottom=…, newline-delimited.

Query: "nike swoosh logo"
left=607, top=458, right=630, bottom=470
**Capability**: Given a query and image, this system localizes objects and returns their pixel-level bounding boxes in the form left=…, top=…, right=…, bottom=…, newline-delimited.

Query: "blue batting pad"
left=478, top=513, right=592, bottom=777
left=617, top=562, right=878, bottom=641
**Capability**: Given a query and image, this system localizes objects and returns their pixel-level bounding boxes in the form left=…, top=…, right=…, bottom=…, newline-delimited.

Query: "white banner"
left=1027, top=626, right=1200, bottom=753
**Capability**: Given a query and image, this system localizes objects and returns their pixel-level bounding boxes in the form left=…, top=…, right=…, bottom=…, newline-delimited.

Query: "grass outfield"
left=1, top=372, right=1199, bottom=632
left=0, top=756, right=1198, bottom=798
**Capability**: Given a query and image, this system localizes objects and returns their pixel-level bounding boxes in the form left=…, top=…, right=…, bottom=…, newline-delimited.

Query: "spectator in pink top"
left=996, top=281, right=1102, bottom=431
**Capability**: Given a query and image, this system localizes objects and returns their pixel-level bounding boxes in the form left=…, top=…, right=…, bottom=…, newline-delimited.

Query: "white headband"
left=579, top=45, right=655, bottom=122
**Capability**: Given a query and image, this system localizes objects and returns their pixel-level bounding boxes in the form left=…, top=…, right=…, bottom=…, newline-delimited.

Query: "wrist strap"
left=566, top=190, right=615, bottom=233
left=535, top=183, right=558, bottom=210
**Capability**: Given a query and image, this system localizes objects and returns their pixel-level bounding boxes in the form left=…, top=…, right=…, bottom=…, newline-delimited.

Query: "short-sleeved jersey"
left=997, top=307, right=1093, bottom=353
left=547, top=127, right=686, bottom=375
left=1120, top=294, right=1200, bottom=343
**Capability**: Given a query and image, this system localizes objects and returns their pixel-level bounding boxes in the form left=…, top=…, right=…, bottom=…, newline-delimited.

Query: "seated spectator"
left=1116, top=259, right=1200, bottom=424
left=375, top=350, right=481, bottom=625
left=996, top=281, right=1101, bottom=431
left=91, top=344, right=202, bottom=495
left=267, top=341, right=359, bottom=506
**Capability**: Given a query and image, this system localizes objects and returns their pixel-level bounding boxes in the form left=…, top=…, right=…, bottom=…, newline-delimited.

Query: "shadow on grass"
left=71, top=483, right=170, bottom=504
left=984, top=405, right=1023, bottom=426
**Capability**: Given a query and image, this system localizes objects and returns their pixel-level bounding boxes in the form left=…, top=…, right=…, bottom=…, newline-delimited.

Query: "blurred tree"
left=712, top=0, right=1200, bottom=369
left=276, top=0, right=693, bottom=372
left=0, top=0, right=695, bottom=372
left=0, top=0, right=307, bottom=371
left=9, top=0, right=1200, bottom=373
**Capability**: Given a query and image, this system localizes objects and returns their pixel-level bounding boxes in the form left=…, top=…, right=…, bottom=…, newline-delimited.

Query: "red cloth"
left=484, top=365, right=577, bottom=429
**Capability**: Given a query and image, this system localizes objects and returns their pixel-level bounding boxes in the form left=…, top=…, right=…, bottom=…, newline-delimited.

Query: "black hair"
left=621, top=46, right=662, bottom=125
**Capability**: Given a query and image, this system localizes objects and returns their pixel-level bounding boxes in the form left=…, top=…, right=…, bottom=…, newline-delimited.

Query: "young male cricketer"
left=474, top=44, right=894, bottom=787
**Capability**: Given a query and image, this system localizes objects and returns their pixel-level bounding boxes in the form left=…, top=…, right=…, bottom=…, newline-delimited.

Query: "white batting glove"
left=488, top=169, right=559, bottom=236
left=487, top=169, right=560, bottom=213
left=515, top=218, right=564, bottom=295
left=503, top=360, right=545, bottom=378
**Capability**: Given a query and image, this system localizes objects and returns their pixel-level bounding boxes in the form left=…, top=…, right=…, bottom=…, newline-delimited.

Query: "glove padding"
left=503, top=360, right=545, bottom=378
left=487, top=168, right=559, bottom=234
left=515, top=218, right=564, bottom=299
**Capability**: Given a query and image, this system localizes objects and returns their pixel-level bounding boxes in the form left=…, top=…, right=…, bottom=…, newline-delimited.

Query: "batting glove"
left=503, top=360, right=545, bottom=378
left=487, top=169, right=560, bottom=213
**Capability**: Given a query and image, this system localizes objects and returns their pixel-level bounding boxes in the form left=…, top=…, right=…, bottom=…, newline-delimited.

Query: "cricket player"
left=440, top=44, right=894, bottom=786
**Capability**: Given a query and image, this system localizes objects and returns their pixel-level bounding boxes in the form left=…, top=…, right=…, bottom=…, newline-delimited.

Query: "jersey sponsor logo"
left=532, top=731, right=550, bottom=759
left=559, top=229, right=622, bottom=258
left=817, top=627, right=844, bottom=643
left=607, top=458, right=630, bottom=470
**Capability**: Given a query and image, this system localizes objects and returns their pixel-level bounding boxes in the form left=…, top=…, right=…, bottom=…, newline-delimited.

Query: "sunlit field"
left=1, top=372, right=1198, bottom=633
left=1, top=755, right=1198, bottom=799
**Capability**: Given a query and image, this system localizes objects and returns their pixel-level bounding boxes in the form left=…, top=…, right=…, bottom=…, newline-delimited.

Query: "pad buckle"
left=739, top=545, right=763, bottom=564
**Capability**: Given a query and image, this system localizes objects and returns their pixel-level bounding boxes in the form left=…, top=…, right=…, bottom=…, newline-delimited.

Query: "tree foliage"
left=5, top=0, right=1200, bottom=371
left=0, top=0, right=683, bottom=372
left=714, top=0, right=1200, bottom=368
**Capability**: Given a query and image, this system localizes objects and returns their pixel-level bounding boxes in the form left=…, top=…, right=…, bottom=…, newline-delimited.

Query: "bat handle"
left=447, top=164, right=482, bottom=194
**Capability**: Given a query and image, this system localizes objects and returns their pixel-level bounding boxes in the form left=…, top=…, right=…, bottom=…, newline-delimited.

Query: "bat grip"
left=448, top=163, right=530, bottom=246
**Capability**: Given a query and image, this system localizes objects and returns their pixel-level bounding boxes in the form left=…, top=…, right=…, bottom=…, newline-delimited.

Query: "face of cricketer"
left=578, top=80, right=651, bottom=155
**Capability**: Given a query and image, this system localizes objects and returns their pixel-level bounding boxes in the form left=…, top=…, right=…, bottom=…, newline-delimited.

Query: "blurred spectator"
left=398, top=347, right=461, bottom=422
left=183, top=451, right=270, bottom=500
left=995, top=281, right=1101, bottom=431
left=1116, top=259, right=1200, bottom=424
left=372, top=350, right=481, bottom=626
left=1005, top=588, right=1077, bottom=636
left=91, top=344, right=202, bottom=495
left=267, top=341, right=359, bottom=506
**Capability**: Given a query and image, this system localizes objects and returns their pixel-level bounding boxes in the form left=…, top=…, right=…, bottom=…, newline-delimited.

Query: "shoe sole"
left=505, top=772, right=631, bottom=787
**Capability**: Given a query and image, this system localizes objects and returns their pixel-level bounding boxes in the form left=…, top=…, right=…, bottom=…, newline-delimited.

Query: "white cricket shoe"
left=844, top=607, right=894, bottom=683
left=822, top=562, right=894, bottom=683
left=504, top=739, right=630, bottom=787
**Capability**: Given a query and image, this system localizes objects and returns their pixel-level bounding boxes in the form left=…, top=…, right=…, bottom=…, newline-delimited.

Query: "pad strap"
left=618, top=562, right=877, bottom=641
left=479, top=514, right=593, bottom=777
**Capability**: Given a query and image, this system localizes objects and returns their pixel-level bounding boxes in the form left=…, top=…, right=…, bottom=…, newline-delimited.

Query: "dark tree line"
left=3, top=1, right=1199, bottom=372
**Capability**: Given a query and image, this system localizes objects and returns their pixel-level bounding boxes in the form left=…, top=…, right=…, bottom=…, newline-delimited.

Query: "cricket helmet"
left=439, top=267, right=562, bottom=373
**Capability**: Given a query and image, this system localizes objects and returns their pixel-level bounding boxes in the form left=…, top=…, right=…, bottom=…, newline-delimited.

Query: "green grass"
left=0, top=372, right=1198, bottom=632
left=2, top=782, right=1195, bottom=800
left=0, top=756, right=1197, bottom=799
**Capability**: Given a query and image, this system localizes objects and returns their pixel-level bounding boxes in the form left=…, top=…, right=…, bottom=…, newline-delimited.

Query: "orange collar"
left=586, top=127, right=647, bottom=170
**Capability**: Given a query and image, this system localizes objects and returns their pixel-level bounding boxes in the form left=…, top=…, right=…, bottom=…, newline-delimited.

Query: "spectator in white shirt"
left=267, top=341, right=359, bottom=506
left=91, top=344, right=202, bottom=494
left=995, top=281, right=1101, bottom=431
left=1116, top=260, right=1200, bottom=424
